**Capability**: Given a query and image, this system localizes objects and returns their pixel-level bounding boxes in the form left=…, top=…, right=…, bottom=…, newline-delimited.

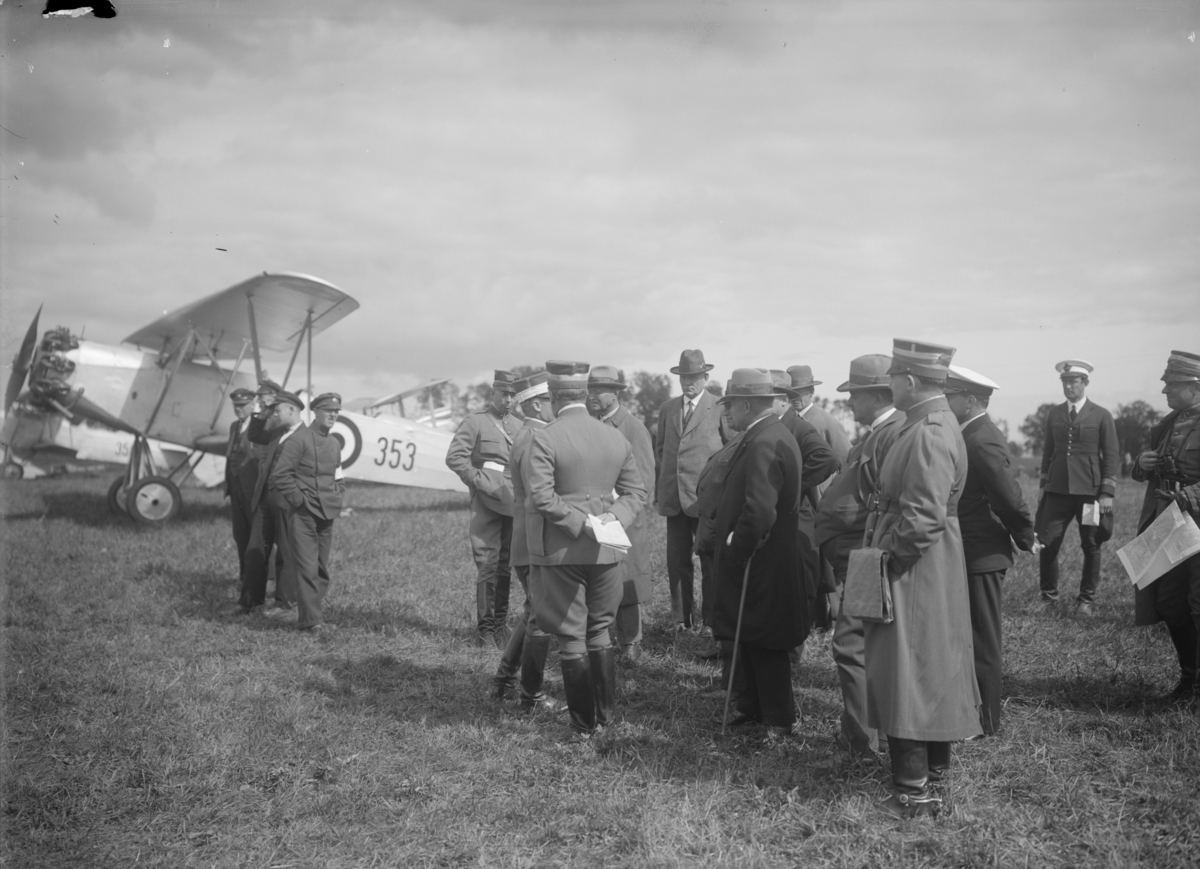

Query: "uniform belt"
left=874, top=497, right=957, bottom=517
left=477, top=460, right=507, bottom=472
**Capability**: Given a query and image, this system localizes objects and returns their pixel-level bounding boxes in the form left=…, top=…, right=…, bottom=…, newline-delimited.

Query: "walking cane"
left=721, top=552, right=755, bottom=738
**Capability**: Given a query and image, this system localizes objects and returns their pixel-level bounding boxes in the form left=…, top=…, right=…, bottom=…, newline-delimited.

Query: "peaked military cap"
left=229, top=387, right=256, bottom=404
left=836, top=355, right=893, bottom=392
left=670, top=349, right=714, bottom=375
left=588, top=365, right=627, bottom=391
left=718, top=368, right=790, bottom=404
left=769, top=369, right=799, bottom=398
left=256, top=378, right=282, bottom=398
left=1055, top=359, right=1093, bottom=379
left=269, top=390, right=304, bottom=410
left=786, top=365, right=822, bottom=389
left=514, top=371, right=551, bottom=403
left=492, top=370, right=518, bottom=393
left=310, top=392, right=342, bottom=411
left=944, top=365, right=1001, bottom=397
left=1161, top=350, right=1200, bottom=383
left=887, top=339, right=956, bottom=381
left=545, top=360, right=590, bottom=389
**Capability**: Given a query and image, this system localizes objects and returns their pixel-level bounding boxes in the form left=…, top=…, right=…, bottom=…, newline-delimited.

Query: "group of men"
left=444, top=341, right=1200, bottom=819
left=224, top=383, right=346, bottom=634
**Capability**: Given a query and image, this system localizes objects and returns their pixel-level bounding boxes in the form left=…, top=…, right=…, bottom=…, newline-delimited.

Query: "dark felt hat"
left=587, top=365, right=627, bottom=391
left=887, top=339, right=956, bottom=382
left=786, top=365, right=822, bottom=389
left=836, top=355, right=893, bottom=392
left=769, top=369, right=800, bottom=399
left=717, top=368, right=790, bottom=404
left=670, top=349, right=714, bottom=375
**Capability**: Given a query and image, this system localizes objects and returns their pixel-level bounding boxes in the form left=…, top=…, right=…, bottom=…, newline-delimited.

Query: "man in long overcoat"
left=813, top=354, right=905, bottom=756
left=588, top=365, right=657, bottom=660
left=1131, top=349, right=1200, bottom=703
left=708, top=369, right=806, bottom=738
left=865, top=339, right=981, bottom=819
left=492, top=372, right=559, bottom=709
left=944, top=365, right=1037, bottom=735
left=224, top=388, right=259, bottom=576
left=526, top=361, right=647, bottom=737
left=655, top=349, right=728, bottom=630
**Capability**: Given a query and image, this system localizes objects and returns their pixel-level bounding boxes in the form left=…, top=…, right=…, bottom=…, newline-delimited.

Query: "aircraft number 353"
left=375, top=437, right=416, bottom=471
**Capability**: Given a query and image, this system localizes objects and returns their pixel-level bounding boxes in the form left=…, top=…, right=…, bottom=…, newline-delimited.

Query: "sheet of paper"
left=1081, top=501, right=1101, bottom=526
left=1163, top=512, right=1200, bottom=564
left=586, top=514, right=631, bottom=551
left=1117, top=502, right=1198, bottom=588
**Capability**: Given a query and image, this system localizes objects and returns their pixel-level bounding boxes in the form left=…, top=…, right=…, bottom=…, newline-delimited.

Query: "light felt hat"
left=717, top=368, right=790, bottom=404
left=836, top=355, right=893, bottom=392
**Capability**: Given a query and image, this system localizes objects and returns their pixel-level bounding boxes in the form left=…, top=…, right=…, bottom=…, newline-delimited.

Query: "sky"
left=2, top=0, right=1198, bottom=441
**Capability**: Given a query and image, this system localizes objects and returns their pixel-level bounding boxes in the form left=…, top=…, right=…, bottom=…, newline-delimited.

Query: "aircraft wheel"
left=2, top=462, right=24, bottom=480
left=107, top=477, right=129, bottom=515
left=125, top=476, right=182, bottom=525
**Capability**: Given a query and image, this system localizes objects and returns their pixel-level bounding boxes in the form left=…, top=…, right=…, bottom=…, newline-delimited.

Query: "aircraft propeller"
left=5, top=306, right=42, bottom=413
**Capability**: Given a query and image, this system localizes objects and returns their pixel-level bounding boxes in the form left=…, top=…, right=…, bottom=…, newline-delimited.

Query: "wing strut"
left=145, top=330, right=196, bottom=434
left=209, top=339, right=250, bottom=429
left=281, top=311, right=311, bottom=390
left=246, top=296, right=264, bottom=384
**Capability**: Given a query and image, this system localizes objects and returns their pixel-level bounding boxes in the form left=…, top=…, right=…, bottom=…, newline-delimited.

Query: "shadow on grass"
left=1, top=491, right=229, bottom=527
left=341, top=501, right=470, bottom=515
left=1007, top=673, right=1161, bottom=713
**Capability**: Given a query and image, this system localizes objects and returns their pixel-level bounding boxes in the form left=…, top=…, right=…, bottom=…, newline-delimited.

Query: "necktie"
left=1069, top=406, right=1077, bottom=423
left=683, top=400, right=694, bottom=429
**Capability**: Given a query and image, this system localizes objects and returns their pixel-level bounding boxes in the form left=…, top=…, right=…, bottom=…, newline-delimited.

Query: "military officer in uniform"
left=224, top=387, right=258, bottom=577
left=1036, top=360, right=1119, bottom=617
left=526, top=361, right=647, bottom=737
left=655, top=349, right=728, bottom=631
left=1131, top=350, right=1200, bottom=703
left=707, top=369, right=806, bottom=739
left=944, top=365, right=1037, bottom=735
left=813, top=354, right=905, bottom=756
left=588, top=365, right=657, bottom=661
left=270, top=392, right=346, bottom=634
left=864, top=340, right=981, bottom=819
left=492, top=372, right=560, bottom=710
left=446, top=371, right=523, bottom=646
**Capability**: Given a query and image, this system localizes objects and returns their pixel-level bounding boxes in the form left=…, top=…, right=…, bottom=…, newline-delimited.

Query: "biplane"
left=3, top=273, right=465, bottom=525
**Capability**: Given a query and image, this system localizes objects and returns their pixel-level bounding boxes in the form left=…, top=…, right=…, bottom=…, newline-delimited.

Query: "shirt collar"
left=1068, top=397, right=1087, bottom=415
left=601, top=405, right=620, bottom=422
left=558, top=402, right=587, bottom=414
left=870, top=407, right=897, bottom=431
left=961, top=410, right=988, bottom=429
left=746, top=412, right=773, bottom=432
left=797, top=403, right=812, bottom=418
left=907, top=395, right=940, bottom=413
left=278, top=421, right=303, bottom=442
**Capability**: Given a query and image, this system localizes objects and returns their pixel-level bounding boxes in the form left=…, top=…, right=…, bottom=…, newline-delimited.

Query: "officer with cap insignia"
left=270, top=392, right=346, bottom=634
left=944, top=365, right=1037, bottom=735
left=225, top=387, right=259, bottom=577
left=864, top=340, right=981, bottom=819
left=525, top=361, right=647, bottom=738
left=587, top=364, right=656, bottom=662
left=1132, top=350, right=1200, bottom=703
left=492, top=371, right=562, bottom=711
left=1035, top=359, right=1119, bottom=617
left=813, top=354, right=905, bottom=757
left=446, top=370, right=523, bottom=646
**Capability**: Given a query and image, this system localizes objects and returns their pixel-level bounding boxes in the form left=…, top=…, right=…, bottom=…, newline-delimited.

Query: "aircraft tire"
left=126, top=476, right=182, bottom=525
left=2, top=462, right=23, bottom=480
left=107, top=477, right=129, bottom=515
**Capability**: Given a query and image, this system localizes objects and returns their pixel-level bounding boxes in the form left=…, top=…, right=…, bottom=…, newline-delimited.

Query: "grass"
left=2, top=474, right=1197, bottom=868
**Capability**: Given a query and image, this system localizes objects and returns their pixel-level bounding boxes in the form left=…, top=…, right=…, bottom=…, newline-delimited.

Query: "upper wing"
left=123, top=272, right=358, bottom=359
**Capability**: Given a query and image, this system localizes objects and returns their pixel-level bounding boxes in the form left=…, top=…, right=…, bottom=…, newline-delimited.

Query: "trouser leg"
left=1036, top=493, right=1075, bottom=601
left=495, top=565, right=530, bottom=693
left=832, top=601, right=880, bottom=753
left=968, top=570, right=1006, bottom=735
left=666, top=514, right=697, bottom=626
left=293, top=510, right=333, bottom=630
left=1078, top=521, right=1104, bottom=603
left=468, top=498, right=503, bottom=635
left=589, top=647, right=617, bottom=728
left=270, top=503, right=297, bottom=606
left=614, top=602, right=642, bottom=648
left=239, top=505, right=273, bottom=609
left=1156, top=555, right=1200, bottom=685
left=230, top=487, right=252, bottom=576
left=494, top=516, right=513, bottom=630
left=741, top=647, right=795, bottom=728
left=699, top=551, right=714, bottom=628
left=559, top=655, right=595, bottom=734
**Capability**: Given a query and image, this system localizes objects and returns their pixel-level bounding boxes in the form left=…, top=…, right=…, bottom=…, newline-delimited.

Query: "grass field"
left=2, top=475, right=1197, bottom=868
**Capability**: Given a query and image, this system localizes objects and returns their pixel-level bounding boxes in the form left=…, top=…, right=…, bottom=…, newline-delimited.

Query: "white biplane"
left=3, top=273, right=465, bottom=524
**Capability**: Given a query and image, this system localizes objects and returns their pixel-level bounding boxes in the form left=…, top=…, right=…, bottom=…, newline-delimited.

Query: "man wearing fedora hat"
left=813, top=354, right=905, bottom=757
left=525, top=361, right=647, bottom=737
left=446, top=370, right=523, bottom=646
left=1035, top=359, right=1120, bottom=617
left=786, top=365, right=852, bottom=474
left=656, top=349, right=729, bottom=632
left=1132, top=350, right=1200, bottom=703
left=944, top=365, right=1037, bottom=735
left=242, top=388, right=306, bottom=615
left=864, top=340, right=981, bottom=819
left=706, top=369, right=806, bottom=739
left=225, top=387, right=259, bottom=579
left=271, top=392, right=347, bottom=633
left=588, top=365, right=656, bottom=661
left=492, top=372, right=561, bottom=710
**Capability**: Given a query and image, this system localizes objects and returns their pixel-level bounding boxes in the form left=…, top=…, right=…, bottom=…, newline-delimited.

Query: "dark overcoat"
left=225, top=418, right=261, bottom=503
left=864, top=396, right=981, bottom=741
left=509, top=417, right=547, bottom=569
left=710, top=415, right=807, bottom=650
left=959, top=414, right=1036, bottom=573
left=602, top=406, right=656, bottom=602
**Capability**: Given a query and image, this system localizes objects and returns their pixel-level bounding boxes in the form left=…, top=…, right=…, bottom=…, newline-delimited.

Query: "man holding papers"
left=525, top=361, right=647, bottom=738
left=1131, top=349, right=1200, bottom=704
left=863, top=340, right=981, bottom=820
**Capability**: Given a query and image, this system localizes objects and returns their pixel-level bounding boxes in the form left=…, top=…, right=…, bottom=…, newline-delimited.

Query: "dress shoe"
left=695, top=645, right=724, bottom=661
left=621, top=643, right=643, bottom=663
left=1075, top=601, right=1094, bottom=618
left=476, top=630, right=496, bottom=648
left=263, top=604, right=295, bottom=619
left=520, top=694, right=564, bottom=713
left=764, top=724, right=795, bottom=741
left=879, top=792, right=941, bottom=820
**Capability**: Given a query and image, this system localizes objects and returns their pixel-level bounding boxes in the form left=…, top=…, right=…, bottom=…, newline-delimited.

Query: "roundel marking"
left=330, top=416, right=362, bottom=469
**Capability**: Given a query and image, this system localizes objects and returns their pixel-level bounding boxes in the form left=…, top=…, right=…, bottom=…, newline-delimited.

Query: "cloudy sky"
left=2, top=0, right=1197, bottom=437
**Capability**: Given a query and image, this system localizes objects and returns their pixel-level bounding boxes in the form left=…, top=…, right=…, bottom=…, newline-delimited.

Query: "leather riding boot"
left=589, top=647, right=617, bottom=729
left=1079, top=549, right=1101, bottom=603
left=1038, top=549, right=1059, bottom=600
left=880, top=737, right=940, bottom=819
left=559, top=656, right=595, bottom=734
left=492, top=617, right=526, bottom=699
left=1162, top=620, right=1198, bottom=702
left=519, top=634, right=555, bottom=710
left=476, top=578, right=493, bottom=636
left=926, top=741, right=951, bottom=787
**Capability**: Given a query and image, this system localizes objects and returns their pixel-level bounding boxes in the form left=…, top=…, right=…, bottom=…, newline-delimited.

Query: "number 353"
left=374, top=437, right=416, bottom=471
